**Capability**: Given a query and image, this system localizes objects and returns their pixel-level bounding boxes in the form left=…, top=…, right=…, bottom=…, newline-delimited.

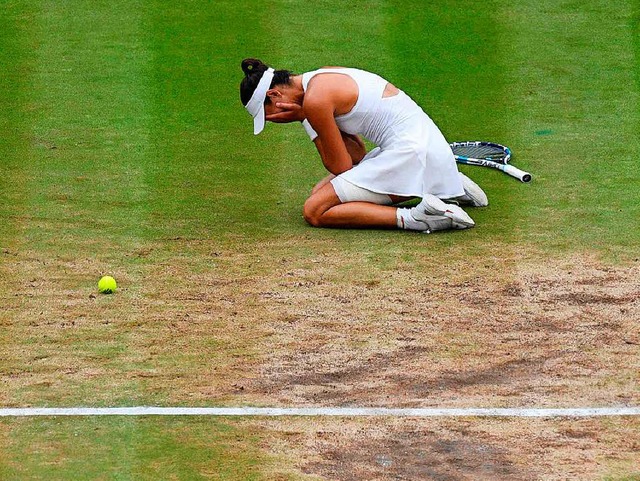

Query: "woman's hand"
left=265, top=102, right=305, bottom=123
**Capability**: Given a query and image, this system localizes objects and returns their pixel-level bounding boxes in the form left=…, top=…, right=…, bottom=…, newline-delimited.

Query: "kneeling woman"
left=239, top=58, right=487, bottom=233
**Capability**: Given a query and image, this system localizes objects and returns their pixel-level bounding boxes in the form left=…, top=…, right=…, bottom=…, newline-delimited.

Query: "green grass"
left=0, top=417, right=265, bottom=480
left=1, top=0, right=639, bottom=479
left=2, top=1, right=638, bottom=256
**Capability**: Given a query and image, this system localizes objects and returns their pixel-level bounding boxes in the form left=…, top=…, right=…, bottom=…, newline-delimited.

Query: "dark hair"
left=240, top=58, right=293, bottom=106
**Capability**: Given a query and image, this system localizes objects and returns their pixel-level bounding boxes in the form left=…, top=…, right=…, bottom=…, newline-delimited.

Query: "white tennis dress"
left=302, top=68, right=464, bottom=199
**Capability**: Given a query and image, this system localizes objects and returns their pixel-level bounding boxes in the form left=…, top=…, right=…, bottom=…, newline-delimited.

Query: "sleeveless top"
left=301, top=68, right=423, bottom=148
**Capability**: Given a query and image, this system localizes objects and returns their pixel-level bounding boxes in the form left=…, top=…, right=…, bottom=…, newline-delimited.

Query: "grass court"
left=1, top=0, right=639, bottom=479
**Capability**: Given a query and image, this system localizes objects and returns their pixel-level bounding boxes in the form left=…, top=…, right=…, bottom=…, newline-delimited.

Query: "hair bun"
left=241, top=58, right=268, bottom=77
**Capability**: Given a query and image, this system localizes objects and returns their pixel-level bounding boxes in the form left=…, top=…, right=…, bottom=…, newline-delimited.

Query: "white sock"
left=396, top=208, right=427, bottom=231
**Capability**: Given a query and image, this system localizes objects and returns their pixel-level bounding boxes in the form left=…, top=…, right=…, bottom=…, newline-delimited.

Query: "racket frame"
left=450, top=141, right=532, bottom=183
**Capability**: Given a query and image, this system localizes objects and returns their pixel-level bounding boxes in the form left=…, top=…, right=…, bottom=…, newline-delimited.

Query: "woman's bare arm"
left=340, top=132, right=366, bottom=163
left=303, top=78, right=358, bottom=175
left=312, top=131, right=365, bottom=166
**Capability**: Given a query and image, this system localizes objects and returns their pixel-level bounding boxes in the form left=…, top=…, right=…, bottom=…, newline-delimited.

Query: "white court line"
left=1, top=407, right=639, bottom=417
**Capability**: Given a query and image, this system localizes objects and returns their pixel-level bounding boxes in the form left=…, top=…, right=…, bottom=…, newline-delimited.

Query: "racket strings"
left=453, top=144, right=507, bottom=162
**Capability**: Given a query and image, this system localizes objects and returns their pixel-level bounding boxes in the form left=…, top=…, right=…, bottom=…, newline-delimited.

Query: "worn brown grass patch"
left=253, top=416, right=640, bottom=480
left=247, top=253, right=639, bottom=410
left=1, top=241, right=638, bottom=479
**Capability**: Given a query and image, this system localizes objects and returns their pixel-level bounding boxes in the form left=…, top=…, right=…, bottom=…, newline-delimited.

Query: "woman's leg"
left=303, top=182, right=398, bottom=229
left=303, top=179, right=475, bottom=231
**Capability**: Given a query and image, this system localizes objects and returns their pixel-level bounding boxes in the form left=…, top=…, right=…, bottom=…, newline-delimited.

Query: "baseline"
left=1, top=406, right=639, bottom=417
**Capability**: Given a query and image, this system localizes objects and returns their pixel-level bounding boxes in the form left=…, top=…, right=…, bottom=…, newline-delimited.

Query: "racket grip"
left=503, top=164, right=532, bottom=183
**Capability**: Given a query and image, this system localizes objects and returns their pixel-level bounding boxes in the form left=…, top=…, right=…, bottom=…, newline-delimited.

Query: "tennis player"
left=240, top=58, right=488, bottom=233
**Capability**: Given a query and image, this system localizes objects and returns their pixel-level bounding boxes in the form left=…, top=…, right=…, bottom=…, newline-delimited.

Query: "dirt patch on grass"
left=303, top=423, right=524, bottom=481
left=255, top=416, right=640, bottom=481
left=4, top=243, right=637, bottom=409
left=247, top=254, right=639, bottom=410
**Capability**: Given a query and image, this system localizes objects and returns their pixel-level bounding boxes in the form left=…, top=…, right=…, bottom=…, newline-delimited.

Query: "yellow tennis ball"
left=98, top=275, right=117, bottom=294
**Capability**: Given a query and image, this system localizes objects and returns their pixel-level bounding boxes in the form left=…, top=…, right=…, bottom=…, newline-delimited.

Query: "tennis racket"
left=450, top=141, right=532, bottom=183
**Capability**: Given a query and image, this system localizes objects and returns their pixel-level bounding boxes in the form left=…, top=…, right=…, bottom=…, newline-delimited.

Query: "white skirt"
left=338, top=95, right=464, bottom=199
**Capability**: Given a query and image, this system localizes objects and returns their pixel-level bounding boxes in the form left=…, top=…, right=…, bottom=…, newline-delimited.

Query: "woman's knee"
left=303, top=184, right=341, bottom=227
left=303, top=196, right=324, bottom=227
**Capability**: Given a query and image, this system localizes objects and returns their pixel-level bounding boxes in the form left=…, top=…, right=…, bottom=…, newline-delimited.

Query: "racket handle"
left=503, top=164, right=532, bottom=183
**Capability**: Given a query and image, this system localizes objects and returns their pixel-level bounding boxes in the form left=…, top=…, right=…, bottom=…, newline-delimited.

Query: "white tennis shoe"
left=411, top=194, right=475, bottom=229
left=456, top=173, right=488, bottom=207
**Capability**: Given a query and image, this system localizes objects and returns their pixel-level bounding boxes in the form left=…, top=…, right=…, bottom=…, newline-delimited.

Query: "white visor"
left=245, top=67, right=274, bottom=135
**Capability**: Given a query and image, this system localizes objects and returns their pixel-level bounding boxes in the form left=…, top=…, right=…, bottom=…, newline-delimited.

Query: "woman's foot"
left=411, top=194, right=475, bottom=229
left=455, top=172, right=488, bottom=207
